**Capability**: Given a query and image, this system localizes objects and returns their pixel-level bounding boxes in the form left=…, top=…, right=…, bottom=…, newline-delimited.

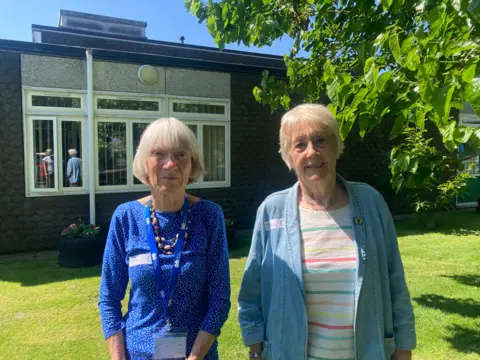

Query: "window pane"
left=173, top=102, right=225, bottom=115
left=98, top=123, right=127, bottom=186
left=203, top=125, right=225, bottom=182
left=187, top=124, right=197, bottom=138
left=62, top=122, right=83, bottom=188
left=32, top=119, right=55, bottom=189
left=133, top=123, right=150, bottom=185
left=97, top=99, right=159, bottom=111
left=32, top=95, right=81, bottom=108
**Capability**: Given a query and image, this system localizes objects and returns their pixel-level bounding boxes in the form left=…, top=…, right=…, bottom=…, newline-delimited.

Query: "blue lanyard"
left=145, top=195, right=189, bottom=324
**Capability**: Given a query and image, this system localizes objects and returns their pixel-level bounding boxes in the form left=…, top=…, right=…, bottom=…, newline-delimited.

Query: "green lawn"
left=0, top=212, right=479, bottom=360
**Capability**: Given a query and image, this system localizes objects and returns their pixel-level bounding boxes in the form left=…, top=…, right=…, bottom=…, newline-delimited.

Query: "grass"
left=0, top=212, right=479, bottom=360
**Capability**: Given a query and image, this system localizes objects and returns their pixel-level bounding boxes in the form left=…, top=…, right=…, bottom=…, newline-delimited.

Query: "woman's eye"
left=314, top=138, right=326, bottom=146
left=295, top=142, right=306, bottom=149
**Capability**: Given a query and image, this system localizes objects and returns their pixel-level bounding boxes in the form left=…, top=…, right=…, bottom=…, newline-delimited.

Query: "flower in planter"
left=61, top=218, right=102, bottom=238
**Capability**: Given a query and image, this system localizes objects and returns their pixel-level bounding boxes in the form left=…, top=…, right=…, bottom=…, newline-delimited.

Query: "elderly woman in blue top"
left=238, top=104, right=416, bottom=360
left=99, top=117, right=231, bottom=360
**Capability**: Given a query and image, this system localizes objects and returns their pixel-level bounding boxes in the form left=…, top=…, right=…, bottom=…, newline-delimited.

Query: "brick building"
left=0, top=10, right=478, bottom=254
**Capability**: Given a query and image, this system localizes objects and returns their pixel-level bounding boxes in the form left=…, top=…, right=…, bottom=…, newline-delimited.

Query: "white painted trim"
left=25, top=88, right=86, bottom=114
left=459, top=113, right=480, bottom=127
left=22, top=87, right=29, bottom=197
left=86, top=49, right=96, bottom=225
left=456, top=201, right=478, bottom=208
left=168, top=98, right=229, bottom=121
left=94, top=93, right=165, bottom=117
left=22, top=86, right=87, bottom=94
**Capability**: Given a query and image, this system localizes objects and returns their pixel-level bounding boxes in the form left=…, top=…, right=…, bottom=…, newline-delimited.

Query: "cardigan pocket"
left=383, top=337, right=396, bottom=360
left=261, top=340, right=271, bottom=360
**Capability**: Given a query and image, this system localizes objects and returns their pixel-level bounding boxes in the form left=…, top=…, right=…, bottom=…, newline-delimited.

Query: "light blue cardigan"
left=238, top=176, right=416, bottom=360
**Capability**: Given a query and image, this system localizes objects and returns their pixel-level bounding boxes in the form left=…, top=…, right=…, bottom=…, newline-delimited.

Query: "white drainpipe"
left=86, top=49, right=96, bottom=225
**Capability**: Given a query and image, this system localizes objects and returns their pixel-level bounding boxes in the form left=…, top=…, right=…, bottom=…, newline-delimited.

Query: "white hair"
left=279, top=103, right=344, bottom=170
left=68, top=148, right=78, bottom=156
left=133, top=117, right=204, bottom=184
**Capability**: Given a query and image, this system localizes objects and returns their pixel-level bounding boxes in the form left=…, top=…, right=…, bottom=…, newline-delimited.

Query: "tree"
left=186, top=0, right=480, bottom=212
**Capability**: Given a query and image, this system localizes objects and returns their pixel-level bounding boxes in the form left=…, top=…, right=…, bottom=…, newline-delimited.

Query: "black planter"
left=226, top=228, right=237, bottom=250
left=58, top=234, right=106, bottom=268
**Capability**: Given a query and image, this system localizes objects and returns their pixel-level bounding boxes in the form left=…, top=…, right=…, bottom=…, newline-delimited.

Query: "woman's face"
left=146, top=143, right=192, bottom=194
left=289, top=122, right=338, bottom=185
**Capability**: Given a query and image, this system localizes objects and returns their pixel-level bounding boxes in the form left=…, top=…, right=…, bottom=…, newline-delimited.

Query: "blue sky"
left=0, top=0, right=294, bottom=56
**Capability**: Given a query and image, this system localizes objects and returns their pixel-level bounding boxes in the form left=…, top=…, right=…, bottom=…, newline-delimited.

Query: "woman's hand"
left=106, top=331, right=126, bottom=360
left=393, top=349, right=412, bottom=360
left=187, top=330, right=215, bottom=360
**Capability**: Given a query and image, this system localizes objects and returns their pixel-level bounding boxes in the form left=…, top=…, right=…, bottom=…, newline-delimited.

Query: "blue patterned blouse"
left=99, top=199, right=231, bottom=360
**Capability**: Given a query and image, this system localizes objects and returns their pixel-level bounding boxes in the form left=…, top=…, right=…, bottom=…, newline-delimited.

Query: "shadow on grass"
left=445, top=324, right=480, bottom=355
left=395, top=212, right=480, bottom=237
left=0, top=252, right=102, bottom=286
left=413, top=294, right=480, bottom=318
left=441, top=274, right=480, bottom=287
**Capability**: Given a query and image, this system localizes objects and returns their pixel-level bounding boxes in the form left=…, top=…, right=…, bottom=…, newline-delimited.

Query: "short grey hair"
left=279, top=103, right=344, bottom=170
left=68, top=148, right=78, bottom=156
left=133, top=117, right=204, bottom=185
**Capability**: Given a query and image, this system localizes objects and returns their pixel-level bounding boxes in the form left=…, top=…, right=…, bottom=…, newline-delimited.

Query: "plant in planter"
left=58, top=219, right=105, bottom=268
left=225, top=218, right=237, bottom=250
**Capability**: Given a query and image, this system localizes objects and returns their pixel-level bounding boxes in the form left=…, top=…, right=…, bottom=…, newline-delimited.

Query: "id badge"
left=153, top=328, right=187, bottom=360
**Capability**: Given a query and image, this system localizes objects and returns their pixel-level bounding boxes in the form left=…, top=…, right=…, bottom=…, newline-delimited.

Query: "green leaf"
left=339, top=112, right=356, bottom=140
left=327, top=78, right=340, bottom=102
left=328, top=103, right=338, bottom=118
left=381, top=0, right=393, bottom=10
left=416, top=107, right=425, bottom=129
left=323, top=60, right=336, bottom=82
left=351, top=88, right=369, bottom=108
left=359, top=113, right=370, bottom=139
left=409, top=160, right=419, bottom=174
left=470, top=128, right=480, bottom=149
left=390, top=110, right=407, bottom=139
left=280, top=94, right=291, bottom=109
left=391, top=174, right=404, bottom=193
left=440, top=121, right=456, bottom=141
left=377, top=71, right=392, bottom=92
left=389, top=32, right=403, bottom=66
left=406, top=50, right=420, bottom=71
left=364, top=57, right=378, bottom=88
left=454, top=126, right=473, bottom=143
left=462, top=63, right=477, bottom=83
left=401, top=35, right=414, bottom=55
left=432, top=85, right=455, bottom=122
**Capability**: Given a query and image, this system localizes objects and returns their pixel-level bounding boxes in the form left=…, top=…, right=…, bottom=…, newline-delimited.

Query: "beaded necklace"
left=149, top=203, right=191, bottom=255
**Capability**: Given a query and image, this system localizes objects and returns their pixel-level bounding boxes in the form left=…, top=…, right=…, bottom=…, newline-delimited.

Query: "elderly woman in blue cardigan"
left=238, top=104, right=416, bottom=360
left=99, top=117, right=231, bottom=360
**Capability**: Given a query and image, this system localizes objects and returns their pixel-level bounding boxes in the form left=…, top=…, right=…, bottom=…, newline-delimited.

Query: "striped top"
left=300, top=205, right=357, bottom=360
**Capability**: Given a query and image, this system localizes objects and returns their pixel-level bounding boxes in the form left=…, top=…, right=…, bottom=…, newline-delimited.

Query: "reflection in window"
left=203, top=125, right=225, bottom=182
left=33, top=119, right=55, bottom=189
left=62, top=122, right=83, bottom=188
left=97, top=99, right=159, bottom=111
left=98, top=122, right=127, bottom=186
left=133, top=123, right=150, bottom=185
left=173, top=102, right=225, bottom=115
left=32, top=95, right=81, bottom=108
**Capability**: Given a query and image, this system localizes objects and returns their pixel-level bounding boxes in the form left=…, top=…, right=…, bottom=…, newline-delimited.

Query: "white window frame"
left=167, top=97, right=231, bottom=189
left=95, top=118, right=131, bottom=192
left=94, top=93, right=164, bottom=117
left=169, top=97, right=229, bottom=121
left=25, top=115, right=87, bottom=196
left=23, top=88, right=231, bottom=196
left=25, top=88, right=86, bottom=116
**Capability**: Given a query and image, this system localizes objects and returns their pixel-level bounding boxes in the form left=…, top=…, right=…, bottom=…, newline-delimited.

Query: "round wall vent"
left=137, top=65, right=158, bottom=85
